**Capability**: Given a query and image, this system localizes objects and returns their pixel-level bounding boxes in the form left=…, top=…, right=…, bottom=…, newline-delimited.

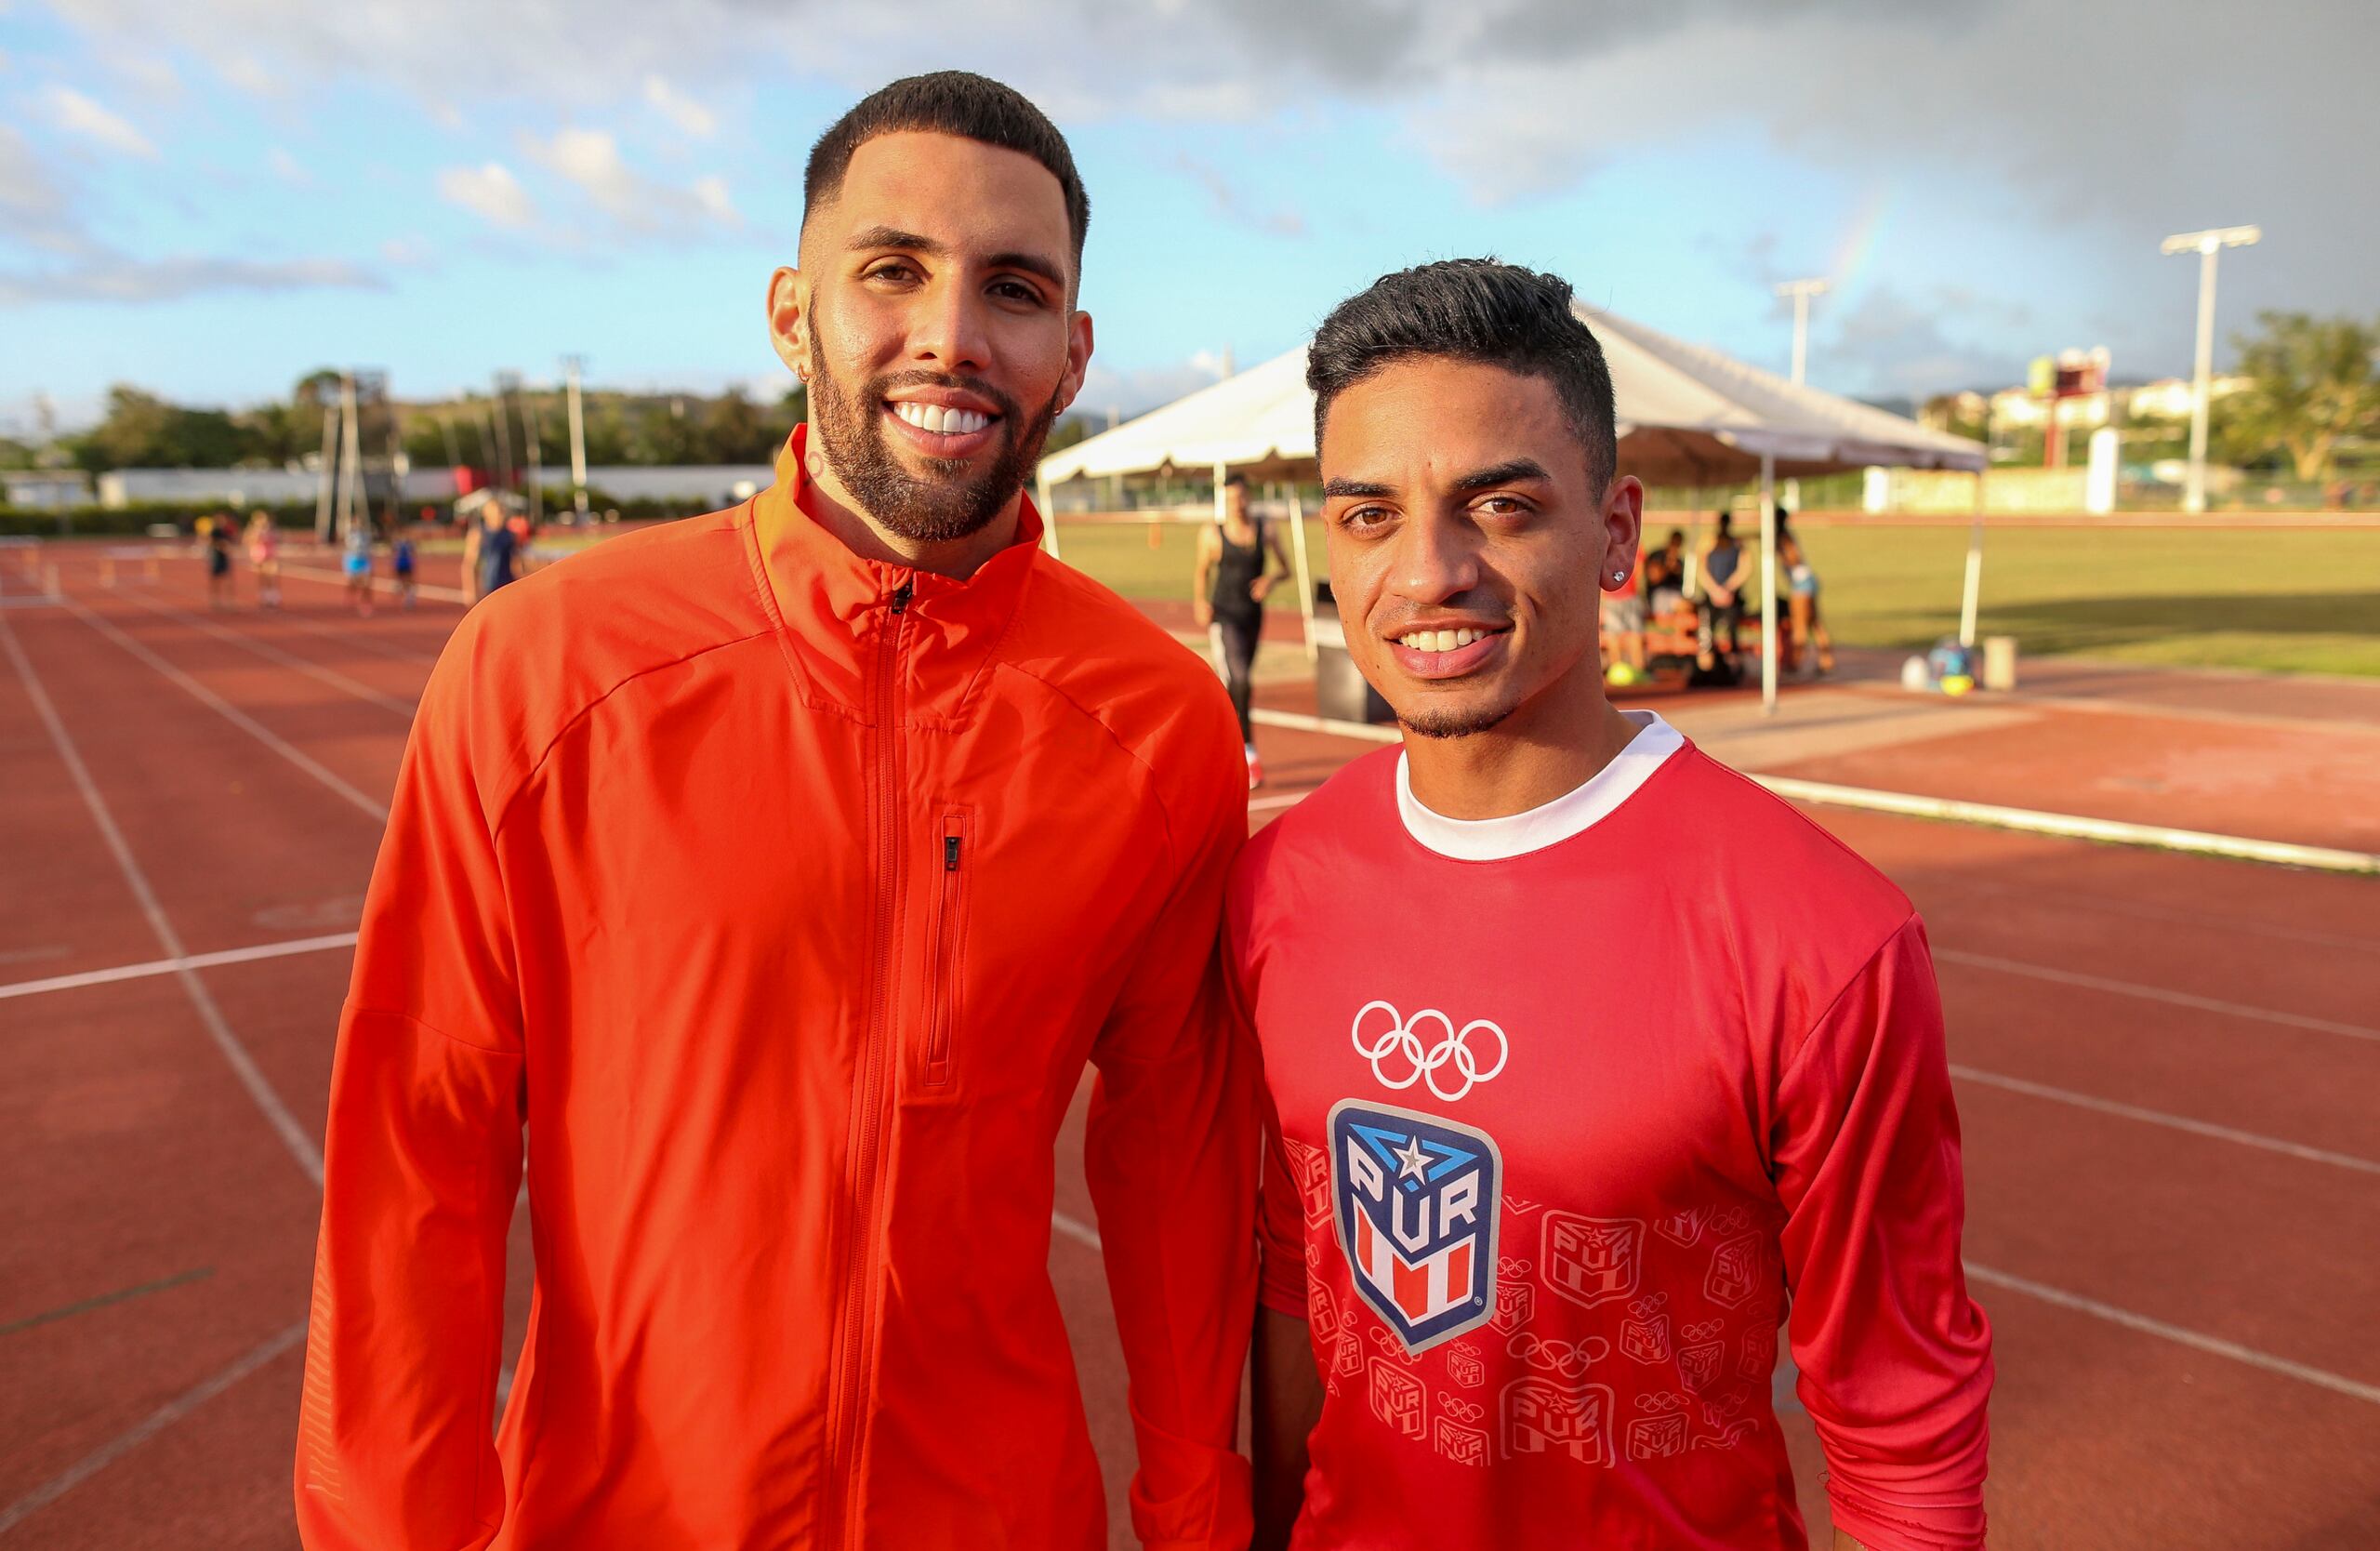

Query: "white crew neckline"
left=1395, top=709, right=1684, bottom=862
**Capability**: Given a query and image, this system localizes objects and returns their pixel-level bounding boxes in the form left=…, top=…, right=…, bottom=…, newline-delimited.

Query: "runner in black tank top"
left=1193, top=474, right=1283, bottom=788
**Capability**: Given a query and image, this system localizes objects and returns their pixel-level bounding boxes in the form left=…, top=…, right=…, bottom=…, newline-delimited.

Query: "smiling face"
left=1320, top=356, right=1643, bottom=740
left=770, top=129, right=1091, bottom=545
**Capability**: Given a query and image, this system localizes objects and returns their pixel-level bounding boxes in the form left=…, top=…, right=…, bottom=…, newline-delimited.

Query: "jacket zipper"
left=823, top=577, right=910, bottom=1549
left=922, top=813, right=966, bottom=1089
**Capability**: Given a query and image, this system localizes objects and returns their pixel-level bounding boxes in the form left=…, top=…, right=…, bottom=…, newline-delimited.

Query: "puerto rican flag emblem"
left=1329, top=1099, right=1502, bottom=1353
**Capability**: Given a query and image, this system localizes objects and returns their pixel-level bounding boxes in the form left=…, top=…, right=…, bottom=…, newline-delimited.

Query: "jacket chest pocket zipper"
left=922, top=809, right=972, bottom=1090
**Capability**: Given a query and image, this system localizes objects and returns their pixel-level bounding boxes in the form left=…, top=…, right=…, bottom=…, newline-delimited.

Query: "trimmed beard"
left=805, top=295, right=1064, bottom=545
left=1396, top=699, right=1519, bottom=739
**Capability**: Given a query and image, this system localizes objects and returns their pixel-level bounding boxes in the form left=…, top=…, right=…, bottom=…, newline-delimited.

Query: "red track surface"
left=3, top=546, right=2376, bottom=1549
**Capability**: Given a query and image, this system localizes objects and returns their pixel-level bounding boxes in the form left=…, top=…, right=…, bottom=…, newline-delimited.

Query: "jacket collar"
left=749, top=425, right=1043, bottom=725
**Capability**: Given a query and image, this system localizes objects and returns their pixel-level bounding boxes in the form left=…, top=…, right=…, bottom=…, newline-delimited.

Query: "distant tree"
left=2222, top=312, right=2380, bottom=481
left=70, top=385, right=245, bottom=471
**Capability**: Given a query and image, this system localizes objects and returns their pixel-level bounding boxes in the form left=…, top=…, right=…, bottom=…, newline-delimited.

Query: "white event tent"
left=1038, top=303, right=1989, bottom=713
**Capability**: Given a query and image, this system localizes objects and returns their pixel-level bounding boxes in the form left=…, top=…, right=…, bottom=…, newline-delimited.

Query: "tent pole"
left=1959, top=467, right=1986, bottom=647
left=1759, top=455, right=1778, bottom=716
left=1038, top=471, right=1061, bottom=561
left=1287, top=484, right=1317, bottom=667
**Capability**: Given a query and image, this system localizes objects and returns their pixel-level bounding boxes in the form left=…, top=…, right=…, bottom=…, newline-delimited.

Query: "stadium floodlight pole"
left=2160, top=225, right=2259, bottom=514
left=563, top=354, right=590, bottom=523
left=1774, top=277, right=1830, bottom=387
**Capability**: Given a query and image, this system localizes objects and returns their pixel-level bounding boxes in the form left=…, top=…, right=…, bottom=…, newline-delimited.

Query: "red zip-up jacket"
left=296, top=429, right=1257, bottom=1550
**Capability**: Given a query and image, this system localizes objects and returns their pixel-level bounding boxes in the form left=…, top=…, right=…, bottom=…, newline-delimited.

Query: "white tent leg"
left=1959, top=470, right=1986, bottom=647
left=1287, top=488, right=1317, bottom=667
left=1759, top=455, right=1778, bottom=716
left=1038, top=471, right=1061, bottom=560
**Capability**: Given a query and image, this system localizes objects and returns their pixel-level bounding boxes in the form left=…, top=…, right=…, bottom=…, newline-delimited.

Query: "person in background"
left=1193, top=470, right=1292, bottom=789
left=205, top=516, right=234, bottom=608
left=1778, top=510, right=1834, bottom=678
left=1644, top=527, right=1686, bottom=618
left=1694, top=510, right=1745, bottom=673
left=474, top=499, right=524, bottom=601
left=390, top=526, right=418, bottom=611
left=1600, top=548, right=1646, bottom=681
left=458, top=499, right=485, bottom=605
left=245, top=511, right=282, bottom=609
left=341, top=522, right=375, bottom=617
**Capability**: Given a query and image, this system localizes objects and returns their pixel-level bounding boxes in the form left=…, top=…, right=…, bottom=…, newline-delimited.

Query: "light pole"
left=1775, top=277, right=1830, bottom=387
left=2160, top=225, right=2259, bottom=514
left=562, top=354, right=590, bottom=524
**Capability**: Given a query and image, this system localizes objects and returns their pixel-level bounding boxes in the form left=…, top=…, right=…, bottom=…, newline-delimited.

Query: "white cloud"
left=1176, top=154, right=1304, bottom=237
left=267, top=146, right=309, bottom=185
left=522, top=126, right=741, bottom=236
left=691, top=174, right=739, bottom=228
left=39, top=85, right=158, bottom=160
left=379, top=233, right=433, bottom=266
left=0, top=123, right=88, bottom=253
left=642, top=74, right=716, bottom=139
left=437, top=161, right=536, bottom=229
left=0, top=252, right=384, bottom=305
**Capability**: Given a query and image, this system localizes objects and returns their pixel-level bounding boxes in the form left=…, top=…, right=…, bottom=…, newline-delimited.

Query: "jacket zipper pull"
left=890, top=580, right=913, bottom=615
left=945, top=835, right=962, bottom=871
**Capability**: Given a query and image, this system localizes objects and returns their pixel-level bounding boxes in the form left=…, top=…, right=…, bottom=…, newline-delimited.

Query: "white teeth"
left=893, top=403, right=990, bottom=436
left=1401, top=627, right=1487, bottom=652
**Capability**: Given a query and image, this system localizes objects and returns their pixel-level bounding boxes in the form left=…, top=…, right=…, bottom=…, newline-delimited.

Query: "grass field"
left=1051, top=518, right=2380, bottom=677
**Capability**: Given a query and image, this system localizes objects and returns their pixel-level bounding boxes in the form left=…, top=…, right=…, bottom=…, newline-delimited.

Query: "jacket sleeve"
left=1085, top=758, right=1256, bottom=1551
left=1226, top=897, right=1308, bottom=1324
left=1773, top=914, right=1994, bottom=1551
left=295, top=627, right=526, bottom=1550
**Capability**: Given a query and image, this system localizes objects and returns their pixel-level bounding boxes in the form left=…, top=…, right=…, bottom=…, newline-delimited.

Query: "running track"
left=2, top=548, right=2374, bottom=1548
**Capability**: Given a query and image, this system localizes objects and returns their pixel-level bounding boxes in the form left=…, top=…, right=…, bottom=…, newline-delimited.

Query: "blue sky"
left=2, top=0, right=2369, bottom=433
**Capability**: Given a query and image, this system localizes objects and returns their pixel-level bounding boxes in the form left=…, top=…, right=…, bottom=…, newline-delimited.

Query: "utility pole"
left=1774, top=278, right=1829, bottom=515
left=2160, top=225, right=2260, bottom=514
left=563, top=354, right=590, bottom=524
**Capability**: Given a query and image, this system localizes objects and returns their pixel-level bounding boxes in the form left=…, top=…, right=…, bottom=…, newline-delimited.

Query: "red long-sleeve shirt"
left=1231, top=715, right=1991, bottom=1550
left=297, top=429, right=1257, bottom=1549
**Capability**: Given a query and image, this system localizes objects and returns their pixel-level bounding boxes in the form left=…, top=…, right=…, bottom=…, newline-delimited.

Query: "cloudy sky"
left=2, top=0, right=2370, bottom=431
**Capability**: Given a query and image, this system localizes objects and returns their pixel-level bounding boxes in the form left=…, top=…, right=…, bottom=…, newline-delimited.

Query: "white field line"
left=0, top=933, right=359, bottom=1003
left=58, top=592, right=388, bottom=823
left=276, top=561, right=469, bottom=606
left=0, top=1321, right=309, bottom=1535
left=1964, top=1263, right=2380, bottom=1409
left=0, top=613, right=323, bottom=1184
left=1949, top=1064, right=2380, bottom=1177
left=120, top=592, right=416, bottom=718
left=1936, top=948, right=2380, bottom=1044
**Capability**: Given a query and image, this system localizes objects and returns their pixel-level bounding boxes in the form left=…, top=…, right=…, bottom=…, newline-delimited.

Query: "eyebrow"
left=1322, top=478, right=1394, bottom=498
left=1451, top=457, right=1552, bottom=491
left=847, top=226, right=1067, bottom=291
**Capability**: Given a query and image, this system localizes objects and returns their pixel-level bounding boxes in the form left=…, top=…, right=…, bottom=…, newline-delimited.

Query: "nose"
left=908, top=273, right=991, bottom=377
left=1387, top=510, right=1481, bottom=606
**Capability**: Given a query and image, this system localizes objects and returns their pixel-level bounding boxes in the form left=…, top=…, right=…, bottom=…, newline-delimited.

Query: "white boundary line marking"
left=0, top=1320, right=308, bottom=1535
left=121, top=592, right=417, bottom=718
left=1964, top=1263, right=2380, bottom=1408
left=1950, top=1064, right=2380, bottom=1176
left=1936, top=948, right=2380, bottom=1043
left=0, top=614, right=323, bottom=1184
left=0, top=933, right=360, bottom=1003
left=58, top=592, right=389, bottom=823
left=276, top=561, right=470, bottom=606
left=1250, top=708, right=2380, bottom=874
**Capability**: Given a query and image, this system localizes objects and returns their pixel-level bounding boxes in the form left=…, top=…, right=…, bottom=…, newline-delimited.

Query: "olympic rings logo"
left=1351, top=1000, right=1509, bottom=1102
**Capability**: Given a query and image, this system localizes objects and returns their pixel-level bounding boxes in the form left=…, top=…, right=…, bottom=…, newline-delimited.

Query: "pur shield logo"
left=1351, top=999, right=1509, bottom=1102
left=1329, top=1099, right=1502, bottom=1354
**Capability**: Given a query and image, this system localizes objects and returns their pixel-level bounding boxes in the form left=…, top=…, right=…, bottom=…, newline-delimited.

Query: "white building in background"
left=92, top=464, right=775, bottom=510
left=3, top=471, right=92, bottom=509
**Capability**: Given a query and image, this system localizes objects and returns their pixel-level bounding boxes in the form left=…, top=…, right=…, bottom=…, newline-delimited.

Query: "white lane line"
left=0, top=933, right=360, bottom=1003
left=122, top=591, right=417, bottom=718
left=274, top=607, right=444, bottom=667
left=0, top=613, right=324, bottom=1185
left=1919, top=875, right=2380, bottom=957
left=57, top=592, right=389, bottom=823
left=1950, top=1064, right=2380, bottom=1177
left=1936, top=948, right=2380, bottom=1044
left=0, top=1320, right=308, bottom=1535
left=1965, top=1262, right=2380, bottom=1409
left=277, top=561, right=470, bottom=606
left=1051, top=1210, right=1103, bottom=1250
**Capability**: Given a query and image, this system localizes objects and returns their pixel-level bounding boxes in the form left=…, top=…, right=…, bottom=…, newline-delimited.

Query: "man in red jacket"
left=1234, top=260, right=1992, bottom=1550
left=298, top=73, right=1255, bottom=1550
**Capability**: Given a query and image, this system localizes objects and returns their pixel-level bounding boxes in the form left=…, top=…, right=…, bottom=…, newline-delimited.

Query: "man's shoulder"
left=999, top=552, right=1240, bottom=757
left=1659, top=741, right=1914, bottom=928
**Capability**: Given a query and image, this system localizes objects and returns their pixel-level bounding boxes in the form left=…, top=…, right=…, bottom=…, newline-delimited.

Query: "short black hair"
left=1306, top=258, right=1618, bottom=491
left=804, top=72, right=1090, bottom=274
left=1222, top=471, right=1249, bottom=489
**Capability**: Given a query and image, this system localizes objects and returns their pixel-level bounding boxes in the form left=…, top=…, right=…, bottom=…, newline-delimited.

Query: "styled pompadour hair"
left=804, top=71, right=1090, bottom=272
left=1306, top=258, right=1619, bottom=491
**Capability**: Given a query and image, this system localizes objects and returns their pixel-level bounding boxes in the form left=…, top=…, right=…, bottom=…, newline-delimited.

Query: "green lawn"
left=1051, top=518, right=2380, bottom=678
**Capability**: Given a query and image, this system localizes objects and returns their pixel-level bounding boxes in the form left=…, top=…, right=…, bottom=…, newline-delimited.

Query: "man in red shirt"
left=298, top=73, right=1255, bottom=1550
left=1233, top=260, right=1992, bottom=1550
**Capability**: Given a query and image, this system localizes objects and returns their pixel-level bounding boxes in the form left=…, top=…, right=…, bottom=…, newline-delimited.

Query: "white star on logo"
left=1395, top=1135, right=1431, bottom=1182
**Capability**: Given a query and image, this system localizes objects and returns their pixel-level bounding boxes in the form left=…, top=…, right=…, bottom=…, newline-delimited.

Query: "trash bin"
left=1311, top=582, right=1395, bottom=726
